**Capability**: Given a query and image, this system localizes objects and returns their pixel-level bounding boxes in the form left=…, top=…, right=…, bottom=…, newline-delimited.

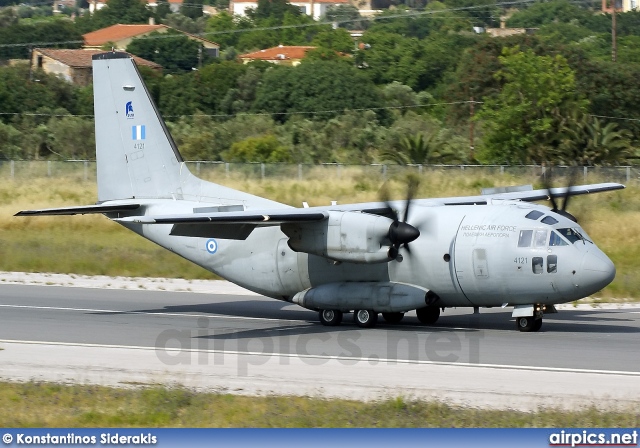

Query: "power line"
left=0, top=0, right=538, bottom=49
left=0, top=100, right=478, bottom=119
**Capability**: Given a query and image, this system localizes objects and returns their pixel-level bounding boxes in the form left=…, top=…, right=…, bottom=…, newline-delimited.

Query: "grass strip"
left=0, top=382, right=638, bottom=428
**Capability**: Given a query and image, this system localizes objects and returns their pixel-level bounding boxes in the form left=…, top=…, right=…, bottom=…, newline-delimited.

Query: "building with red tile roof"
left=82, top=23, right=219, bottom=57
left=32, top=48, right=161, bottom=86
left=238, top=45, right=316, bottom=66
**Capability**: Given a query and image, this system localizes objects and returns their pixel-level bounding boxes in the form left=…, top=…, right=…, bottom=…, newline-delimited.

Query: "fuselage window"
left=518, top=230, right=533, bottom=247
left=525, top=210, right=544, bottom=220
left=557, top=228, right=581, bottom=244
left=547, top=255, right=558, bottom=273
left=549, top=231, right=569, bottom=246
left=532, top=257, right=543, bottom=274
left=541, top=216, right=558, bottom=225
left=533, top=230, right=548, bottom=247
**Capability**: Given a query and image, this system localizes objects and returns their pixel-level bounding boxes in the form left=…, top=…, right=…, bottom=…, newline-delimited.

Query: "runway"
left=1, top=282, right=640, bottom=411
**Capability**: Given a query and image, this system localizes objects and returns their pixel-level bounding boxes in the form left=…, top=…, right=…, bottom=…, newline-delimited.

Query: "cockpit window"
left=533, top=230, right=548, bottom=247
left=541, top=216, right=558, bottom=225
left=557, top=228, right=582, bottom=244
left=525, top=210, right=544, bottom=220
left=549, top=231, right=569, bottom=246
left=518, top=230, right=533, bottom=247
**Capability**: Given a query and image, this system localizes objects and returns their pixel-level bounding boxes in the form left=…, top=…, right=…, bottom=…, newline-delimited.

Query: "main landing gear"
left=317, top=307, right=439, bottom=328
left=516, top=316, right=543, bottom=332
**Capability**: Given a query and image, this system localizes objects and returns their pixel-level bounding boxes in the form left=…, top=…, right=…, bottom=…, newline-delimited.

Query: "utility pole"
left=469, top=97, right=475, bottom=161
left=612, top=0, right=617, bottom=62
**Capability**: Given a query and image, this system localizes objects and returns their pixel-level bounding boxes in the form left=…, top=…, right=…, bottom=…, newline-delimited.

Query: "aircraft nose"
left=581, top=250, right=616, bottom=293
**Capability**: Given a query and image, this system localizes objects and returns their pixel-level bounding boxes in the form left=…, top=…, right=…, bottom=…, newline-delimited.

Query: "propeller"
left=380, top=177, right=421, bottom=260
left=541, top=166, right=579, bottom=223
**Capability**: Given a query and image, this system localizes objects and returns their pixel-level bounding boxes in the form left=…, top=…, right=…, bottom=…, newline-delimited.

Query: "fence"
left=1, top=160, right=638, bottom=185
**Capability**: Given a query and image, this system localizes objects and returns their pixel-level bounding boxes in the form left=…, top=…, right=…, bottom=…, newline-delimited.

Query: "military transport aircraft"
left=16, top=52, right=624, bottom=332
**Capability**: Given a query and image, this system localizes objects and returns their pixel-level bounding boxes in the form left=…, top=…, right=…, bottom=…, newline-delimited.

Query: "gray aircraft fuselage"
left=118, top=197, right=613, bottom=309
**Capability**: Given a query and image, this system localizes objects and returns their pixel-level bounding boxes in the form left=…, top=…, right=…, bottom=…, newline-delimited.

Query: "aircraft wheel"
left=516, top=316, right=541, bottom=332
left=382, top=312, right=404, bottom=324
left=532, top=317, right=543, bottom=332
left=416, top=306, right=440, bottom=325
left=353, top=309, right=378, bottom=328
left=319, top=309, right=343, bottom=326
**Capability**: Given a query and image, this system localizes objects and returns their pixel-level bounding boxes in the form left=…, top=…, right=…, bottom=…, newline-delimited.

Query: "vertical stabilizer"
left=93, top=52, right=188, bottom=202
left=92, top=52, right=285, bottom=209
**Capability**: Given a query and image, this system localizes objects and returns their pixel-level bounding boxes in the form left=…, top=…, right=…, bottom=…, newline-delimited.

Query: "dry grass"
left=1, top=382, right=638, bottom=427
left=2, top=168, right=639, bottom=297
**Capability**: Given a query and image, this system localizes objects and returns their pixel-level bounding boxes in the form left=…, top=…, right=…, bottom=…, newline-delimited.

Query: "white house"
left=230, top=0, right=348, bottom=20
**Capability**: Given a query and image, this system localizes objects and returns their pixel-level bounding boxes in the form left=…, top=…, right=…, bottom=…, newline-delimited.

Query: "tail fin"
left=93, top=52, right=188, bottom=202
left=92, top=52, right=285, bottom=209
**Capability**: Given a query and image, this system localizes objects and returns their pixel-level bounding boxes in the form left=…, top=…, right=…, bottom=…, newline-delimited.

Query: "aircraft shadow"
left=90, top=302, right=640, bottom=335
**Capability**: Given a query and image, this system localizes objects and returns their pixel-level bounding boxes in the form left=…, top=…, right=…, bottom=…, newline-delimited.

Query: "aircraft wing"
left=15, top=204, right=141, bottom=216
left=433, top=182, right=625, bottom=206
left=115, top=209, right=328, bottom=225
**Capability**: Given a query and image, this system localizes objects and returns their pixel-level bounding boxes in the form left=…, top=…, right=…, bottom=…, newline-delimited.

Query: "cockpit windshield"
left=557, top=228, right=584, bottom=244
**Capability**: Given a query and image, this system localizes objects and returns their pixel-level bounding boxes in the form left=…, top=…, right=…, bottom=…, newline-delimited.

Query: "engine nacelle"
left=281, top=211, right=392, bottom=263
left=292, top=282, right=432, bottom=313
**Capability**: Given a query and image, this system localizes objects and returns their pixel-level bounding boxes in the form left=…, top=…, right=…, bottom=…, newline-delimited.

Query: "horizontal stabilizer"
left=15, top=204, right=140, bottom=216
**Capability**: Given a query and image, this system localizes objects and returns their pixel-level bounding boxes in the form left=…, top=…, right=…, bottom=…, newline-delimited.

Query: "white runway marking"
left=1, top=339, right=640, bottom=411
left=1, top=339, right=639, bottom=377
left=0, top=304, right=294, bottom=323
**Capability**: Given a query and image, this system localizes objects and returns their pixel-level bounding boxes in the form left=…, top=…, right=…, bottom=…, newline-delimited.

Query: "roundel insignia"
left=206, top=239, right=218, bottom=254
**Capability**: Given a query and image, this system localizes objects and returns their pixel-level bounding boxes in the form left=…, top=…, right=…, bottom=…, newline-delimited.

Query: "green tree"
left=477, top=46, right=588, bottom=164
left=182, top=0, right=203, bottom=19
left=76, top=0, right=151, bottom=32
left=0, top=20, right=82, bottom=59
left=310, top=28, right=354, bottom=53
left=506, top=0, right=603, bottom=29
left=324, top=5, right=365, bottom=30
left=247, top=0, right=301, bottom=22
left=127, top=30, right=205, bottom=73
left=252, top=60, right=385, bottom=122
left=162, top=13, right=207, bottom=33
left=222, top=134, right=292, bottom=162
left=0, top=66, right=76, bottom=123
left=0, top=121, right=22, bottom=160
left=155, top=0, right=171, bottom=20
left=555, top=114, right=632, bottom=165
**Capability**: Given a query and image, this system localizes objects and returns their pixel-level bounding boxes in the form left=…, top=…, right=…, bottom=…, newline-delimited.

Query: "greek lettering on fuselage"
left=460, top=224, right=517, bottom=238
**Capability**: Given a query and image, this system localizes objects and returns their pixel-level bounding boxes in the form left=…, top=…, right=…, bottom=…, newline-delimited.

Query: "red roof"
left=35, top=48, right=162, bottom=70
left=239, top=45, right=316, bottom=61
left=83, top=24, right=168, bottom=47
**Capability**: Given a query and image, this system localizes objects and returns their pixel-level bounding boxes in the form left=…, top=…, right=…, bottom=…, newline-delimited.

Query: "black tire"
left=516, top=316, right=540, bottom=332
left=353, top=309, right=378, bottom=328
left=416, top=306, right=440, bottom=325
left=532, top=317, right=543, bottom=332
left=319, top=309, right=343, bottom=326
left=382, top=312, right=405, bottom=324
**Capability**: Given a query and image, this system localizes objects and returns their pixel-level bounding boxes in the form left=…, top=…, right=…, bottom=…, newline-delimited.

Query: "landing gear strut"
left=516, top=316, right=543, bottom=332
left=319, top=309, right=343, bottom=326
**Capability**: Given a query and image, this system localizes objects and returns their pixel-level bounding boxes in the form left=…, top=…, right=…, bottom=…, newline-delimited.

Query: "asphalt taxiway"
left=1, top=282, right=639, bottom=410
